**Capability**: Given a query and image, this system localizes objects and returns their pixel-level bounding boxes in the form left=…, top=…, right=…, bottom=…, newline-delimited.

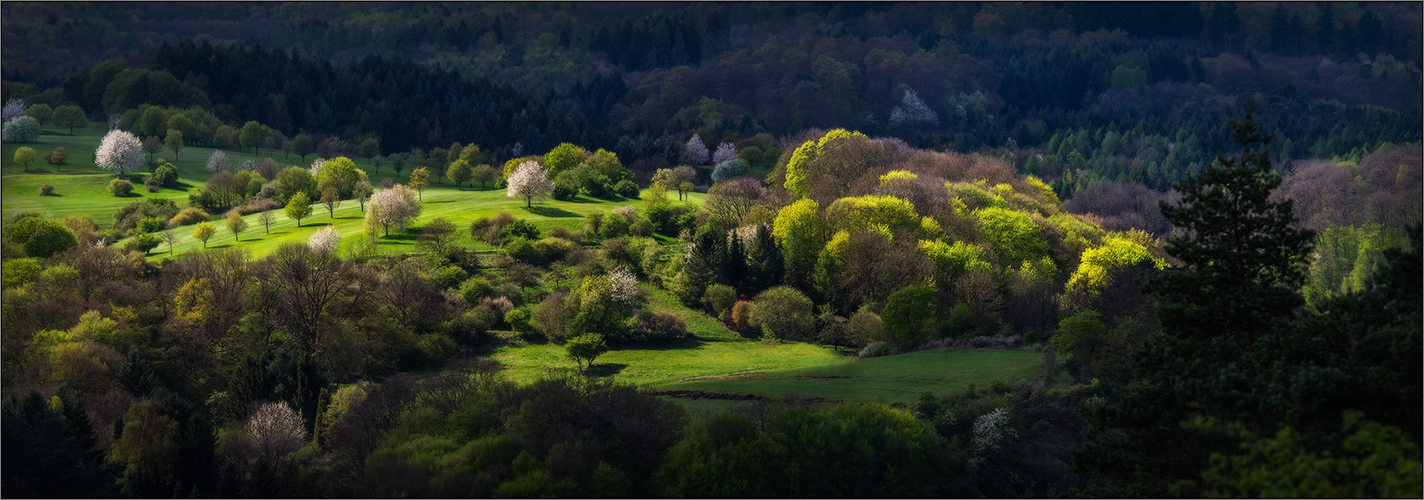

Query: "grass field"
left=2, top=125, right=703, bottom=259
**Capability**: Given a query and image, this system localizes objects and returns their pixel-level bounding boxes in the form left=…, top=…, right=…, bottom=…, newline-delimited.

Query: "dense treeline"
left=4, top=2, right=1420, bottom=196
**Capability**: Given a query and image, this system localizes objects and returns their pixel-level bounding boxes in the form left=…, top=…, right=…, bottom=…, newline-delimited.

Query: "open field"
left=2, top=125, right=703, bottom=259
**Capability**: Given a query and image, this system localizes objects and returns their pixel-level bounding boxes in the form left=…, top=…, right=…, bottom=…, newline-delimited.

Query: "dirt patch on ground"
left=651, top=390, right=850, bottom=405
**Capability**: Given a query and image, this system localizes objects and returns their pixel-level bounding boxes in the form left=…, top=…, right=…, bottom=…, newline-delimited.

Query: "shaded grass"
left=659, top=348, right=1045, bottom=404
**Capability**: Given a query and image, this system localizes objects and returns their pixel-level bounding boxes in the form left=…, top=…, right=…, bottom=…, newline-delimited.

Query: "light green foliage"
left=1049, top=310, right=1107, bottom=355
left=446, top=159, right=472, bottom=188
left=1304, top=224, right=1389, bottom=305
left=919, top=217, right=943, bottom=239
left=748, top=286, right=814, bottom=342
left=313, top=156, right=369, bottom=197
left=565, top=333, right=609, bottom=370
left=1023, top=175, right=1061, bottom=207
left=192, top=221, right=216, bottom=247
left=285, top=191, right=313, bottom=227
left=542, top=143, right=587, bottom=176
left=1066, top=235, right=1164, bottom=294
left=918, top=239, right=992, bottom=286
left=1192, top=412, right=1422, bottom=498
left=1046, top=212, right=1105, bottom=255
left=771, top=198, right=826, bottom=278
left=107, top=400, right=179, bottom=489
left=879, top=169, right=918, bottom=185
left=2, top=258, right=43, bottom=288
left=238, top=120, right=272, bottom=154
left=825, top=195, right=919, bottom=235
left=784, top=129, right=865, bottom=197
left=948, top=182, right=1007, bottom=210
left=974, top=206, right=1049, bottom=268
left=14, top=146, right=36, bottom=168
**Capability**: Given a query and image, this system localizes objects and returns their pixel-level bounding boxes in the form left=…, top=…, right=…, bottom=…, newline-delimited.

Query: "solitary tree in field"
left=160, top=229, right=178, bottom=254
left=51, top=105, right=87, bottom=135
left=193, top=222, right=215, bottom=249
left=321, top=187, right=341, bottom=218
left=258, top=211, right=275, bottom=234
left=226, top=212, right=248, bottom=242
left=408, top=167, right=430, bottom=201
left=95, top=129, right=144, bottom=176
left=368, top=184, right=422, bottom=235
left=165, top=130, right=183, bottom=160
left=286, top=191, right=313, bottom=227
left=359, top=137, right=380, bottom=163
left=14, top=147, right=35, bottom=171
left=353, top=181, right=373, bottom=212
left=506, top=160, right=554, bottom=208
left=290, top=134, right=314, bottom=162
left=206, top=150, right=230, bottom=173
left=565, top=333, right=609, bottom=371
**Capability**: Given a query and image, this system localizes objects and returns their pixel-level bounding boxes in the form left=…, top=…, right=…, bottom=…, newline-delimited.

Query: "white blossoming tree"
left=506, top=160, right=554, bottom=208
left=309, top=157, right=326, bottom=178
left=368, top=184, right=422, bottom=236
left=0, top=98, right=24, bottom=122
left=95, top=129, right=144, bottom=176
left=888, top=89, right=940, bottom=131
left=608, top=266, right=642, bottom=310
left=712, top=141, right=738, bottom=165
left=308, top=225, right=342, bottom=253
left=684, top=134, right=710, bottom=165
left=206, top=149, right=230, bottom=173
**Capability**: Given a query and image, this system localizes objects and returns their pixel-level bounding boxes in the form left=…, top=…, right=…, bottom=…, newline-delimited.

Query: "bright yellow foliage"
left=879, top=169, right=918, bottom=185
left=1067, top=236, right=1166, bottom=293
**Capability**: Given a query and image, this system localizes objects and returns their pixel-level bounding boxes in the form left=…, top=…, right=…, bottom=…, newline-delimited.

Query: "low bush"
left=108, top=178, right=134, bottom=196
left=39, top=184, right=53, bottom=196
left=168, top=207, right=212, bottom=228
left=631, top=310, right=688, bottom=342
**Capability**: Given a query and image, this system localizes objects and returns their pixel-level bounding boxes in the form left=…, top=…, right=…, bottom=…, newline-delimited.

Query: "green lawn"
left=2, top=124, right=703, bottom=259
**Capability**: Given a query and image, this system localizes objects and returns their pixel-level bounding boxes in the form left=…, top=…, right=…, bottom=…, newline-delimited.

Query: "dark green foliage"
left=112, top=197, right=180, bottom=235
left=499, top=218, right=540, bottom=242
left=1, top=392, right=115, bottom=498
left=743, top=225, right=783, bottom=295
left=8, top=217, right=78, bottom=259
left=677, top=224, right=726, bottom=306
left=1151, top=103, right=1315, bottom=343
left=881, top=285, right=937, bottom=348
left=658, top=404, right=979, bottom=498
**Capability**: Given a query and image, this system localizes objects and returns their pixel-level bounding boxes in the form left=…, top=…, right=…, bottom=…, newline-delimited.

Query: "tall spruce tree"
left=1078, top=104, right=1316, bottom=497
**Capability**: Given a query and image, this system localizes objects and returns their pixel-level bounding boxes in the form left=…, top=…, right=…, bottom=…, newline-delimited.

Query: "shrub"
left=236, top=198, right=283, bottom=216
left=143, top=177, right=161, bottom=192
left=533, top=237, right=577, bottom=263
left=565, top=333, right=609, bottom=370
left=613, top=179, right=641, bottom=198
left=711, top=159, right=749, bottom=183
left=39, top=184, right=53, bottom=196
left=9, top=217, right=78, bottom=259
left=632, top=311, right=689, bottom=342
left=500, top=218, right=540, bottom=241
left=748, top=286, right=815, bottom=341
left=135, top=217, right=165, bottom=234
left=128, top=233, right=161, bottom=254
left=505, top=309, right=532, bottom=334
left=701, top=283, right=737, bottom=318
left=425, top=265, right=467, bottom=291
left=168, top=207, right=211, bottom=228
left=459, top=276, right=496, bottom=303
left=599, top=213, right=631, bottom=238
left=630, top=217, right=654, bottom=237
left=108, top=178, right=134, bottom=196
left=501, top=236, right=540, bottom=263
left=151, top=163, right=178, bottom=187
left=730, top=300, right=755, bottom=333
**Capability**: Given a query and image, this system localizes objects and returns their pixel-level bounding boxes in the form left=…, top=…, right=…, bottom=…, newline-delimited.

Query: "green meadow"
left=2, top=124, right=703, bottom=259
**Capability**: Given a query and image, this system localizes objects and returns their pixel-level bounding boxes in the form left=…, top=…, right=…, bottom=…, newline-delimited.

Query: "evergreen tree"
left=1078, top=104, right=1316, bottom=497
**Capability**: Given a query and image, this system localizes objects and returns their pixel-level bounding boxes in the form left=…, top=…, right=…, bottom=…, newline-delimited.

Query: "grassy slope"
left=1, top=125, right=703, bottom=259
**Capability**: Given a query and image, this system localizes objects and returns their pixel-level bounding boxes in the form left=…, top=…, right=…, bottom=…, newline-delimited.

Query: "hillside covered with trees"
left=1, top=2, right=1420, bottom=498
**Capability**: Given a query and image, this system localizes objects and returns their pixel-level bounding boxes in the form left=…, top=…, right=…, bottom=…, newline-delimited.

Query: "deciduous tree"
left=507, top=161, right=554, bottom=208
left=193, top=222, right=215, bottom=248
left=96, top=129, right=144, bottom=176
left=14, top=146, right=36, bottom=170
left=51, top=105, right=87, bottom=135
left=285, top=191, right=312, bottom=227
left=225, top=212, right=248, bottom=241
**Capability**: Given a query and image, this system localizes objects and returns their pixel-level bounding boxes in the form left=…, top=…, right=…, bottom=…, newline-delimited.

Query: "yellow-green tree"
left=13, top=146, right=35, bottom=170
left=772, top=199, right=827, bottom=287
left=192, top=222, right=215, bottom=248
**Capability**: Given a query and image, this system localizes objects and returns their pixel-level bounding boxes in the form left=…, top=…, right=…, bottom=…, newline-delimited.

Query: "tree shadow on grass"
left=381, top=232, right=420, bottom=242
left=523, top=205, right=581, bottom=218
left=586, top=362, right=629, bottom=377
